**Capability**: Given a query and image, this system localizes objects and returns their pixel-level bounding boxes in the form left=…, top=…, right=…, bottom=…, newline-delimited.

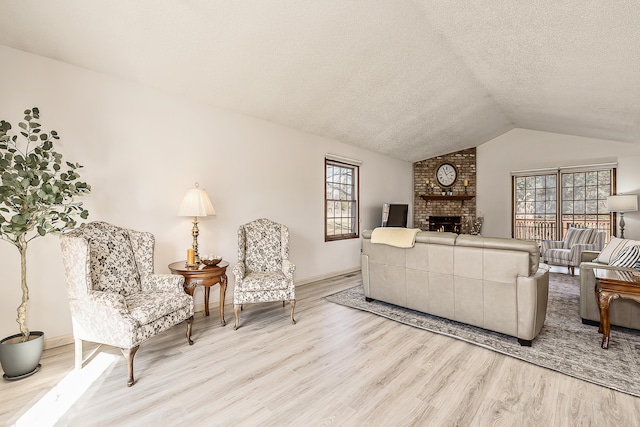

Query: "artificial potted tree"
left=0, top=108, right=90, bottom=380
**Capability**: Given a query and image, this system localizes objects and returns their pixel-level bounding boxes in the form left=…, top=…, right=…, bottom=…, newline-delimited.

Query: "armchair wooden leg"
left=290, top=300, right=296, bottom=325
left=570, top=266, right=575, bottom=276
left=121, top=345, right=140, bottom=387
left=186, top=316, right=194, bottom=345
left=74, top=339, right=83, bottom=370
left=234, top=304, right=241, bottom=330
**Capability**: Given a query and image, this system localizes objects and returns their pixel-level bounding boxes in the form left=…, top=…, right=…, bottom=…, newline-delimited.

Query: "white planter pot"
left=0, top=331, right=44, bottom=380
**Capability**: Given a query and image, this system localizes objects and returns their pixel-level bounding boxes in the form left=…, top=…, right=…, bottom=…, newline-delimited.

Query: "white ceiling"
left=1, top=1, right=639, bottom=162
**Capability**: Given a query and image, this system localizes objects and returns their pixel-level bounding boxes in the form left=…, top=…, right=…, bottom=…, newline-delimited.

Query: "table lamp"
left=606, top=194, right=638, bottom=238
left=178, top=182, right=215, bottom=264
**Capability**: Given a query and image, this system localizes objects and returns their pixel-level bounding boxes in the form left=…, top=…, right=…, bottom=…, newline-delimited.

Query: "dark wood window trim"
left=511, top=165, right=616, bottom=245
left=325, top=158, right=360, bottom=242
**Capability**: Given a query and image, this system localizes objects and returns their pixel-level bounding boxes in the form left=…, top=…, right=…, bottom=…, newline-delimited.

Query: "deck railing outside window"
left=514, top=218, right=611, bottom=246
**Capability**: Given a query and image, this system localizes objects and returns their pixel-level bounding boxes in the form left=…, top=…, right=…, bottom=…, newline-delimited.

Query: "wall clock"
left=435, top=162, right=458, bottom=188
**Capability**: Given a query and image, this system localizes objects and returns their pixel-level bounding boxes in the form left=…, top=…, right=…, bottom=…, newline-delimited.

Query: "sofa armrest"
left=233, top=262, right=246, bottom=281
left=541, top=240, right=563, bottom=257
left=579, top=261, right=636, bottom=319
left=581, top=250, right=600, bottom=263
left=569, top=243, right=599, bottom=266
left=361, top=253, right=370, bottom=297
left=516, top=264, right=550, bottom=341
left=69, top=290, right=138, bottom=348
left=282, top=259, right=296, bottom=280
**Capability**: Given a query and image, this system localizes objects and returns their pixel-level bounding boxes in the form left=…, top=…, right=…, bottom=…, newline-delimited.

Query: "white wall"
left=477, top=128, right=640, bottom=239
left=0, top=46, right=413, bottom=344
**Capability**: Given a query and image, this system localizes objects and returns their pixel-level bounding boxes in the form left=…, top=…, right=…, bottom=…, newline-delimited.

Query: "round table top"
left=168, top=260, right=229, bottom=274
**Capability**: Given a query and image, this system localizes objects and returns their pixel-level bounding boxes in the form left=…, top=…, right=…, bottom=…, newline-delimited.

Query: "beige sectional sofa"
left=579, top=238, right=640, bottom=329
left=361, top=230, right=550, bottom=345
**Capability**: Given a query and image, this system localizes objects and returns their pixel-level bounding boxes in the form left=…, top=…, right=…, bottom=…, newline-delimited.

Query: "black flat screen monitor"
left=382, top=203, right=408, bottom=227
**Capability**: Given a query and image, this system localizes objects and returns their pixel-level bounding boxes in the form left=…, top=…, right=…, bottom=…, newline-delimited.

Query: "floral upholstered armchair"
left=60, top=221, right=194, bottom=386
left=233, top=218, right=296, bottom=329
left=541, top=227, right=606, bottom=276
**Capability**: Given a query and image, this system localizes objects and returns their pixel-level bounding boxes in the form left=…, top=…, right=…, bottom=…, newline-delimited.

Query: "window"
left=513, top=173, right=557, bottom=243
left=560, top=170, right=612, bottom=237
left=512, top=165, right=615, bottom=245
left=325, top=158, right=359, bottom=241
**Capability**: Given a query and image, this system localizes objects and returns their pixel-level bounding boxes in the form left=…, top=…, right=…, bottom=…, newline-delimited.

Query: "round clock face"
left=436, top=163, right=457, bottom=188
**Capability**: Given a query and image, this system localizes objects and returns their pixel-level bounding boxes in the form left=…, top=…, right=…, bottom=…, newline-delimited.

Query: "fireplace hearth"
left=429, top=216, right=461, bottom=233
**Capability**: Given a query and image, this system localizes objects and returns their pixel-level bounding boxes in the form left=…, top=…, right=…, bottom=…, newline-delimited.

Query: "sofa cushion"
left=125, top=292, right=192, bottom=326
left=239, top=271, right=290, bottom=292
left=562, top=228, right=595, bottom=249
left=86, top=224, right=141, bottom=296
left=610, top=245, right=640, bottom=268
left=595, top=237, right=640, bottom=264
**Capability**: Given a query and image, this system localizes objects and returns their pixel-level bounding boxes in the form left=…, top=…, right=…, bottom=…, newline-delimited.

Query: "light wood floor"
left=2, top=272, right=640, bottom=426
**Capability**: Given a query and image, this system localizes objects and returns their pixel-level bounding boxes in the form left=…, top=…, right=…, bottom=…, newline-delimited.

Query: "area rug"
left=325, top=273, right=640, bottom=397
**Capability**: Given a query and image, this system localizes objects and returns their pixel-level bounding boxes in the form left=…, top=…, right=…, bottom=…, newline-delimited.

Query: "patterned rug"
left=325, top=272, right=640, bottom=397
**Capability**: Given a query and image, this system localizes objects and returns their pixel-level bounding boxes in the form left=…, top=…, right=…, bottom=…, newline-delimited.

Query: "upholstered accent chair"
left=232, top=218, right=296, bottom=329
left=541, top=227, right=606, bottom=275
left=60, top=221, right=194, bottom=386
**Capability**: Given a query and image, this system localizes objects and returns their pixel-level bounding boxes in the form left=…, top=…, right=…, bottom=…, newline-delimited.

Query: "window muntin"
left=325, top=159, right=359, bottom=241
left=560, top=170, right=611, bottom=239
left=513, top=174, right=557, bottom=243
left=512, top=167, right=614, bottom=245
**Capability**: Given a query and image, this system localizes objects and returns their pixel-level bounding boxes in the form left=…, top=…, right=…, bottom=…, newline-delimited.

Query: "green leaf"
left=0, top=107, right=90, bottom=243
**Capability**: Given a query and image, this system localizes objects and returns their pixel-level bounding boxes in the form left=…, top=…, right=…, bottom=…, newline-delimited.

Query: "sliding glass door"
left=512, top=166, right=614, bottom=245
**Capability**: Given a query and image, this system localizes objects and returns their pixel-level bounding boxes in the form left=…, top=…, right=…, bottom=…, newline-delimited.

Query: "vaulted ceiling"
left=1, top=1, right=639, bottom=162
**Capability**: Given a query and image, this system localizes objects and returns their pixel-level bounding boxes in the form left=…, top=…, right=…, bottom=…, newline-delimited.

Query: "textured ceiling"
left=1, top=1, right=639, bottom=162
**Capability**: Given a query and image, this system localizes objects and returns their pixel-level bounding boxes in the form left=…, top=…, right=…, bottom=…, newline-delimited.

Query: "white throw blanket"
left=370, top=227, right=421, bottom=248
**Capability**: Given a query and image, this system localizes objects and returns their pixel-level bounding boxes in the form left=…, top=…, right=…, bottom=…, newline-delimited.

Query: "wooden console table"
left=169, top=261, right=229, bottom=326
left=593, top=268, right=640, bottom=349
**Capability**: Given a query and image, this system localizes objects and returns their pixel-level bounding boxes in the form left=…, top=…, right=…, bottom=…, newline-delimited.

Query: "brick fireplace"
left=414, top=148, right=476, bottom=233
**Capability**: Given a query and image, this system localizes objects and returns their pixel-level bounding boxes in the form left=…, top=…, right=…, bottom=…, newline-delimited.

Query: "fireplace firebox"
left=429, top=216, right=461, bottom=233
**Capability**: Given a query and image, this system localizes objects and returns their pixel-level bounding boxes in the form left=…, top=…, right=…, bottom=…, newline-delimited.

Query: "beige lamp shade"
left=178, top=184, right=215, bottom=217
left=606, top=194, right=638, bottom=212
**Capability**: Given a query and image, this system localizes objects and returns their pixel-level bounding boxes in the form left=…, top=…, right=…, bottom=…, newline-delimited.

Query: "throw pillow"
left=610, top=245, right=640, bottom=268
left=562, top=228, right=595, bottom=249
left=595, top=237, right=640, bottom=264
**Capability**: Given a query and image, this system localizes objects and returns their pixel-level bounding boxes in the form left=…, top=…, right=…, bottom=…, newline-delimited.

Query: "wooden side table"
left=169, top=261, right=229, bottom=326
left=593, top=268, right=640, bottom=349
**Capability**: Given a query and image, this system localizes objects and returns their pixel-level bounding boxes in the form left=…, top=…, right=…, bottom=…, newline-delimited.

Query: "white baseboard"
left=43, top=268, right=361, bottom=349
left=45, top=334, right=74, bottom=350
left=295, top=267, right=360, bottom=286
